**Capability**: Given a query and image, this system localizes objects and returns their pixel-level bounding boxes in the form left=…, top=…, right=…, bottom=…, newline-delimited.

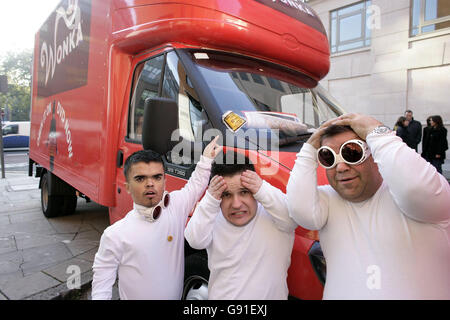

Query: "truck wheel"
left=63, top=195, right=78, bottom=216
left=182, top=253, right=210, bottom=300
left=41, top=172, right=64, bottom=218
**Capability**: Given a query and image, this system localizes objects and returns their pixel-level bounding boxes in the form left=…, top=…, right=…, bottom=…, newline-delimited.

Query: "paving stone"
left=0, top=203, right=16, bottom=214
left=4, top=190, right=37, bottom=202
left=0, top=216, right=10, bottom=226
left=76, top=247, right=98, bottom=262
left=8, top=211, right=46, bottom=224
left=43, top=258, right=93, bottom=283
left=0, top=251, right=23, bottom=274
left=0, top=219, right=55, bottom=237
left=21, top=243, right=73, bottom=276
left=1, top=272, right=60, bottom=300
left=74, top=229, right=102, bottom=242
left=48, top=215, right=85, bottom=234
left=0, top=271, right=24, bottom=287
left=15, top=233, right=75, bottom=251
left=8, top=184, right=39, bottom=192
left=0, top=235, right=16, bottom=255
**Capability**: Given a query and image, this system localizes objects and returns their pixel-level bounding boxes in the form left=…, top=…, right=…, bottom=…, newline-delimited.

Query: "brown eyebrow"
left=133, top=173, right=163, bottom=180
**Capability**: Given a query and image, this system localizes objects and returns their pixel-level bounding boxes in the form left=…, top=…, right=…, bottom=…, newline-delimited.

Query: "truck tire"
left=182, top=253, right=210, bottom=300
left=63, top=195, right=78, bottom=216
left=40, top=172, right=77, bottom=218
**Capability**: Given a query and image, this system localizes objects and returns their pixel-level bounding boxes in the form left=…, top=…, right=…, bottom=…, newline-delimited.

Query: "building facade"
left=307, top=0, right=449, bottom=156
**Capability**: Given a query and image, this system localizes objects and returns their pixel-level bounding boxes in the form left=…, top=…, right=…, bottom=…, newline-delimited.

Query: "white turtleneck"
left=91, top=156, right=213, bottom=300
left=287, top=132, right=450, bottom=299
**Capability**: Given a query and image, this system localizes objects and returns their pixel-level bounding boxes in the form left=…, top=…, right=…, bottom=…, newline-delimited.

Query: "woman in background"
left=421, top=116, right=432, bottom=162
left=394, top=116, right=409, bottom=145
left=421, top=115, right=448, bottom=174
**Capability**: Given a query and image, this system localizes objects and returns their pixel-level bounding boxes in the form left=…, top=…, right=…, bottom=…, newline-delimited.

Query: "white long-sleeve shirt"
left=287, top=132, right=450, bottom=299
left=91, top=156, right=213, bottom=300
left=184, top=179, right=297, bottom=300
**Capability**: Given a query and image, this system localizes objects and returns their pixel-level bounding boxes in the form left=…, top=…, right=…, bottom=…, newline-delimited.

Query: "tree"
left=0, top=49, right=33, bottom=121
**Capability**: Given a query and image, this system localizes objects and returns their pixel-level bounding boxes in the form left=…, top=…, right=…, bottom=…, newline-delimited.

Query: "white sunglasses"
left=146, top=191, right=170, bottom=221
left=317, top=139, right=371, bottom=169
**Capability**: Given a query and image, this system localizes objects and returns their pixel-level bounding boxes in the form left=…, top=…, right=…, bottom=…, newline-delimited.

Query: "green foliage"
left=0, top=49, right=33, bottom=121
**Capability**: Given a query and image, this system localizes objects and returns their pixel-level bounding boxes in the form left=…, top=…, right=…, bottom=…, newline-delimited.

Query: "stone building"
left=306, top=0, right=449, bottom=156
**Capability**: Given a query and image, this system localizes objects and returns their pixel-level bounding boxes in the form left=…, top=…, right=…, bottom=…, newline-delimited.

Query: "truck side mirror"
left=142, top=97, right=179, bottom=155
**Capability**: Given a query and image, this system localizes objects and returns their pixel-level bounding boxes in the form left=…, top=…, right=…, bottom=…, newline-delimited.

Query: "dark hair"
left=405, top=109, right=413, bottom=115
left=124, top=150, right=165, bottom=181
left=320, top=125, right=355, bottom=145
left=430, top=115, right=444, bottom=128
left=395, top=116, right=407, bottom=128
left=426, top=116, right=432, bottom=127
left=210, top=152, right=255, bottom=180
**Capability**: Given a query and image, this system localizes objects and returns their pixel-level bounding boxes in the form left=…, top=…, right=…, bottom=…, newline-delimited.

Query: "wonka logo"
left=37, top=0, right=91, bottom=97
left=41, top=0, right=83, bottom=85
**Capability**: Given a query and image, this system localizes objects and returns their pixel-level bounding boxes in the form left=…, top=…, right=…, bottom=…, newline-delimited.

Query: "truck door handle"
left=117, top=150, right=124, bottom=168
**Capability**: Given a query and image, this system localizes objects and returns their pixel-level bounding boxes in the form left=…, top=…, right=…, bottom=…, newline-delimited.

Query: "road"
left=1, top=149, right=29, bottom=173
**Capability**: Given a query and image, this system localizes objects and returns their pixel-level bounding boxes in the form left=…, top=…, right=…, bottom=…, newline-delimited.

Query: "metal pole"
left=0, top=109, right=5, bottom=179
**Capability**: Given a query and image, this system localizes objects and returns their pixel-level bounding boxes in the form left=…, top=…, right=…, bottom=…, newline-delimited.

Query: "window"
left=162, top=51, right=209, bottom=143
left=411, top=0, right=450, bottom=36
left=330, top=1, right=372, bottom=54
left=128, top=55, right=164, bottom=141
left=2, top=124, right=18, bottom=135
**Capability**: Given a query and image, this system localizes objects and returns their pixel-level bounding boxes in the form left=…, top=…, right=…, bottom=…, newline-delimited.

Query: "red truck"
left=29, top=0, right=345, bottom=300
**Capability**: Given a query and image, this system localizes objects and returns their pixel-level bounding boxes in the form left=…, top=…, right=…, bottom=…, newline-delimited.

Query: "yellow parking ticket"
left=222, top=111, right=246, bottom=133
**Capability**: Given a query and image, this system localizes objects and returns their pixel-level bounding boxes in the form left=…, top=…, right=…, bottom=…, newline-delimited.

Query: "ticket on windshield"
left=222, top=111, right=246, bottom=133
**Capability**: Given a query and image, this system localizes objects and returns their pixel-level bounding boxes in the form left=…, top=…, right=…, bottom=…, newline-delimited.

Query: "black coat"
left=405, top=119, right=422, bottom=150
left=396, top=126, right=408, bottom=144
left=422, top=127, right=448, bottom=161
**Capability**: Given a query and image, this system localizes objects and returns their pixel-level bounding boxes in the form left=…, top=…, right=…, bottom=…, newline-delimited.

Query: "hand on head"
left=240, top=170, right=263, bottom=194
left=307, top=113, right=383, bottom=149
left=208, top=175, right=227, bottom=200
left=208, top=170, right=263, bottom=201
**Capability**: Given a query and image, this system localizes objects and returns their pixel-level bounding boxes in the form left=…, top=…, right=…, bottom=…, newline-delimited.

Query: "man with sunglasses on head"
left=92, top=136, right=221, bottom=300
left=287, top=113, right=450, bottom=299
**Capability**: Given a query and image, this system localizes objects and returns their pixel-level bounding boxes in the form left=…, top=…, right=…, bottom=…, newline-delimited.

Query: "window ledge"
left=409, top=28, right=450, bottom=43
left=330, top=47, right=371, bottom=58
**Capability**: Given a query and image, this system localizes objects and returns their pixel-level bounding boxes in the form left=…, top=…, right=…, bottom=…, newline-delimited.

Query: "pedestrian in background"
left=404, top=109, right=422, bottom=151
left=421, top=116, right=432, bottom=162
left=394, top=116, right=409, bottom=144
left=421, top=115, right=448, bottom=174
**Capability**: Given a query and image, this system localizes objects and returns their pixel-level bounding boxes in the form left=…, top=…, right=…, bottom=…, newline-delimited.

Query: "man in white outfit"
left=185, top=154, right=297, bottom=300
left=91, top=137, right=221, bottom=300
left=287, top=113, right=450, bottom=299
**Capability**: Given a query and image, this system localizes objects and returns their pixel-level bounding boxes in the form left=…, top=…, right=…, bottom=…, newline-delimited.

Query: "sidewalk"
left=0, top=172, right=109, bottom=300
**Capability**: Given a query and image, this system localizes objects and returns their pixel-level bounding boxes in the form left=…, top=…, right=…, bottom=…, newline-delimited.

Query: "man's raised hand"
left=203, top=135, right=222, bottom=160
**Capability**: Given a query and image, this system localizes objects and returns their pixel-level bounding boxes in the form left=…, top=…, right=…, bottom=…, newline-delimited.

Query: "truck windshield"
left=187, top=50, right=345, bottom=147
